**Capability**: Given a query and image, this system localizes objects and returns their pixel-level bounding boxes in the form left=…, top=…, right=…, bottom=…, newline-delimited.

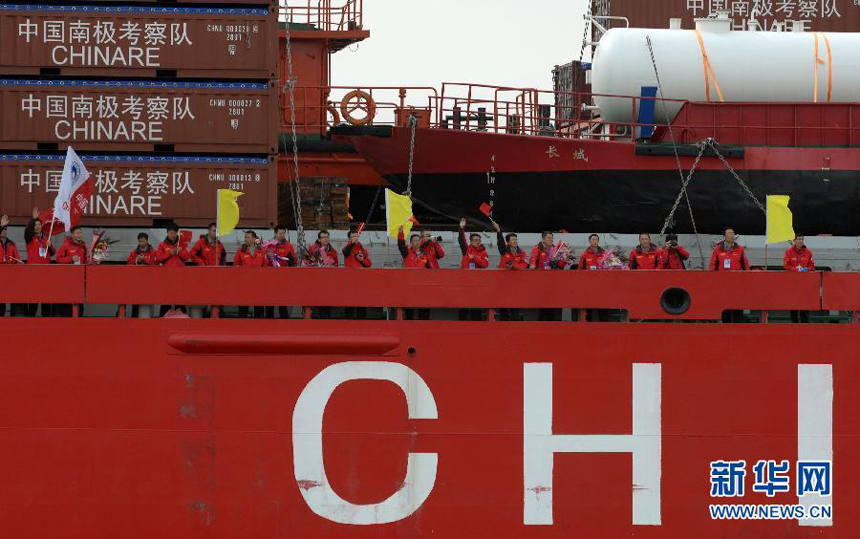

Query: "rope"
left=363, top=184, right=383, bottom=225
left=283, top=2, right=306, bottom=254
left=646, top=34, right=707, bottom=269
left=813, top=32, right=833, bottom=103
left=694, top=29, right=725, bottom=103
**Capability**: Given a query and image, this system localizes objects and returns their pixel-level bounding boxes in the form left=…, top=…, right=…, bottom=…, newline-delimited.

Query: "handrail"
left=278, top=0, right=363, bottom=32
left=0, top=266, right=847, bottom=321
left=280, top=81, right=860, bottom=147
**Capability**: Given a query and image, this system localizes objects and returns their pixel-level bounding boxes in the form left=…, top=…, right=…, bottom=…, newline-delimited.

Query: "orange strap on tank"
left=813, top=32, right=833, bottom=104
left=694, top=29, right=724, bottom=103
left=822, top=32, right=833, bottom=103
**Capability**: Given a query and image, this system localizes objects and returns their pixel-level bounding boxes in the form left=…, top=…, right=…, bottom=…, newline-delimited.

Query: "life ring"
left=340, top=90, right=376, bottom=126
left=327, top=102, right=341, bottom=125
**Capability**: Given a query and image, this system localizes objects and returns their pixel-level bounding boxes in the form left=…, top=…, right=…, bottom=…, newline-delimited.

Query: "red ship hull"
left=0, top=266, right=857, bottom=537
left=334, top=125, right=859, bottom=234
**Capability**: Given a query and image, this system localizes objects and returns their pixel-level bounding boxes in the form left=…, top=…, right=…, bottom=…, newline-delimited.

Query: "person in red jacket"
left=157, top=224, right=190, bottom=267
left=493, top=222, right=527, bottom=270
left=577, top=234, right=610, bottom=322
left=156, top=224, right=190, bottom=317
left=493, top=221, right=527, bottom=321
left=658, top=234, right=690, bottom=270
left=266, top=225, right=298, bottom=320
left=530, top=232, right=566, bottom=271
left=783, top=235, right=815, bottom=273
left=306, top=230, right=339, bottom=268
left=398, top=226, right=431, bottom=320
left=457, top=218, right=489, bottom=270
left=420, top=230, right=445, bottom=269
left=342, top=228, right=372, bottom=269
left=23, top=208, right=55, bottom=266
left=56, top=226, right=88, bottom=317
left=56, top=226, right=88, bottom=265
left=578, top=234, right=606, bottom=271
left=457, top=218, right=489, bottom=321
left=0, top=223, right=25, bottom=317
left=234, top=231, right=267, bottom=319
left=784, top=234, right=815, bottom=324
left=397, top=227, right=431, bottom=270
left=710, top=228, right=749, bottom=323
left=127, top=232, right=157, bottom=266
left=126, top=232, right=156, bottom=318
left=23, top=209, right=56, bottom=316
left=342, top=227, right=373, bottom=320
left=629, top=233, right=660, bottom=270
left=190, top=223, right=226, bottom=266
left=271, top=225, right=298, bottom=268
left=710, top=228, right=749, bottom=272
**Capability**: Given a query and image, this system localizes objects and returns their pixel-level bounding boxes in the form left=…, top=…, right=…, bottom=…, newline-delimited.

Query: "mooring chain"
left=578, top=1, right=594, bottom=63
left=660, top=141, right=707, bottom=235
left=283, top=1, right=306, bottom=254
left=405, top=113, right=417, bottom=198
left=646, top=34, right=706, bottom=268
left=707, top=140, right=767, bottom=215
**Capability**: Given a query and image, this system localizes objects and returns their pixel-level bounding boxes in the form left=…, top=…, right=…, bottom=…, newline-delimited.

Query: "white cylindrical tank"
left=590, top=17, right=860, bottom=125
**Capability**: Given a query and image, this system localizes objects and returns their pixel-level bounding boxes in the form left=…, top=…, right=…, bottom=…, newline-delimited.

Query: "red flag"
left=408, top=216, right=421, bottom=226
left=180, top=230, right=193, bottom=248
left=479, top=203, right=492, bottom=218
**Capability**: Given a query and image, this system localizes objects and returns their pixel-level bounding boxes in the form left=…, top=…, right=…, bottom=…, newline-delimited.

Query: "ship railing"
left=281, top=86, right=439, bottom=136
left=283, top=82, right=860, bottom=147
left=434, top=82, right=692, bottom=140
left=3, top=265, right=860, bottom=324
left=279, top=0, right=363, bottom=32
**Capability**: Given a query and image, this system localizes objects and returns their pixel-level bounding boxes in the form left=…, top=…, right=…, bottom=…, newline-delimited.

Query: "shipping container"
left=0, top=4, right=278, bottom=79
left=608, top=0, right=860, bottom=32
left=0, top=154, right=277, bottom=228
left=0, top=79, right=278, bottom=153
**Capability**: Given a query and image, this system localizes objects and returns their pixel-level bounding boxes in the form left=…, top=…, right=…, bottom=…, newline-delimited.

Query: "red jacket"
left=233, top=245, right=268, bottom=267
left=658, top=246, right=690, bottom=270
left=56, top=236, right=88, bottom=265
left=629, top=244, right=660, bottom=269
left=398, top=232, right=431, bottom=269
left=499, top=249, right=528, bottom=270
left=421, top=239, right=445, bottom=269
left=342, top=241, right=372, bottom=268
left=578, top=246, right=605, bottom=270
left=458, top=230, right=489, bottom=269
left=272, top=240, right=298, bottom=267
left=26, top=234, right=54, bottom=264
left=307, top=242, right=339, bottom=267
left=127, top=245, right=157, bottom=266
left=495, top=231, right=528, bottom=270
left=0, top=239, right=20, bottom=264
left=530, top=243, right=566, bottom=270
left=710, top=242, right=749, bottom=271
left=157, top=239, right=190, bottom=267
left=783, top=246, right=815, bottom=272
left=189, top=235, right=226, bottom=266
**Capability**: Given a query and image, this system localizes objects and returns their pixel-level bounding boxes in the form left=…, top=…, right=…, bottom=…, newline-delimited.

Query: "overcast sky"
left=330, top=0, right=590, bottom=92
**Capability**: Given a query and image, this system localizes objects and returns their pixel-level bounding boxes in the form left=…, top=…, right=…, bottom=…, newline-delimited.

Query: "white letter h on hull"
left=523, top=363, right=662, bottom=526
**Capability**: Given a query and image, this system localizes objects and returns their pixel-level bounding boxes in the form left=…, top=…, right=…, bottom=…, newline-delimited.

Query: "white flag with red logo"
left=52, top=146, right=92, bottom=230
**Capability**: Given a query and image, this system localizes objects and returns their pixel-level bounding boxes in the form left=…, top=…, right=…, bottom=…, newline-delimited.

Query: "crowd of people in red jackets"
left=1, top=209, right=817, bottom=320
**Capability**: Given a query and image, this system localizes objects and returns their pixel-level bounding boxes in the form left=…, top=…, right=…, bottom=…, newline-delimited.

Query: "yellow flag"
left=385, top=189, right=415, bottom=238
left=766, top=195, right=795, bottom=244
left=217, top=189, right=243, bottom=236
